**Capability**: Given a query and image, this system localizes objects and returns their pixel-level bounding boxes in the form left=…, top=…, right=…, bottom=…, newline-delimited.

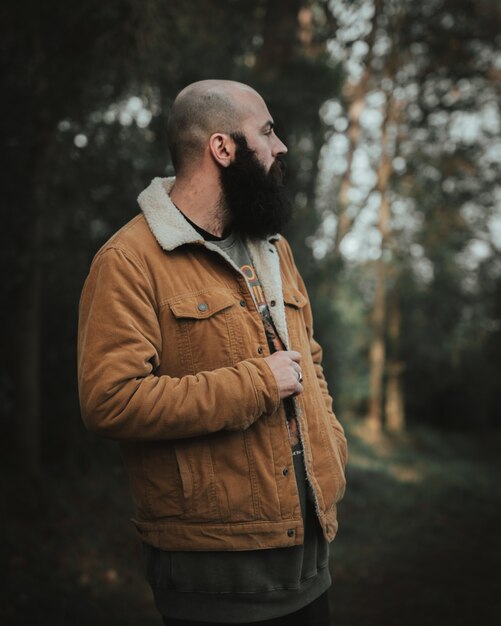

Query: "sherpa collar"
left=137, top=177, right=290, bottom=347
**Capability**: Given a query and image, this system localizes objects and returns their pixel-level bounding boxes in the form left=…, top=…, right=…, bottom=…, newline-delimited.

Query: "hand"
left=264, top=350, right=303, bottom=400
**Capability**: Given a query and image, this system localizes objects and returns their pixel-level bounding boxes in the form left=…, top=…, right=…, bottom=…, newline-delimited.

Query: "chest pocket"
left=282, top=286, right=308, bottom=347
left=169, top=290, right=238, bottom=374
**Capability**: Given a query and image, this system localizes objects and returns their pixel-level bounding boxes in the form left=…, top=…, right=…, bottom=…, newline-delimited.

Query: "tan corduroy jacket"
left=78, top=177, right=347, bottom=552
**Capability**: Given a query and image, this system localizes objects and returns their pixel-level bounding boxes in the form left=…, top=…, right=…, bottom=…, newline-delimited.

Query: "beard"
left=219, top=133, right=292, bottom=240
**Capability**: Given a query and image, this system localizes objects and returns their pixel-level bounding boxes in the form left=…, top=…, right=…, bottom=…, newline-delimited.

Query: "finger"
left=291, top=362, right=301, bottom=374
left=291, top=362, right=303, bottom=380
left=291, top=382, right=304, bottom=396
left=285, top=350, right=302, bottom=363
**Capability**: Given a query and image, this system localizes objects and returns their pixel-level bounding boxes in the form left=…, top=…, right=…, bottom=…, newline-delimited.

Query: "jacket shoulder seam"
left=94, top=245, right=150, bottom=285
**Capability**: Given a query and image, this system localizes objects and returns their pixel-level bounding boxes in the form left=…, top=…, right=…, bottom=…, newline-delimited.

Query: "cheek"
left=244, top=134, right=273, bottom=169
left=249, top=136, right=269, bottom=156
left=256, top=145, right=273, bottom=167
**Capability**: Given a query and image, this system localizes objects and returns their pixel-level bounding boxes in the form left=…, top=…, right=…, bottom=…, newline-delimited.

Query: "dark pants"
left=161, top=591, right=330, bottom=626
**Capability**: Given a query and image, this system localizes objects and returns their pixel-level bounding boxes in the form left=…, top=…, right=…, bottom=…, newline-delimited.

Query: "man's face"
left=219, top=133, right=292, bottom=240
left=236, top=90, right=288, bottom=172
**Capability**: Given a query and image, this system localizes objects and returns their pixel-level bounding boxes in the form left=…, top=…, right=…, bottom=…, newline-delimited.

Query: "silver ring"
left=297, top=369, right=303, bottom=383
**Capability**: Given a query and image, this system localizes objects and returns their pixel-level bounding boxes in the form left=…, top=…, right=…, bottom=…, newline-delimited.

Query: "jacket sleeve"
left=280, top=240, right=348, bottom=470
left=77, top=246, right=280, bottom=441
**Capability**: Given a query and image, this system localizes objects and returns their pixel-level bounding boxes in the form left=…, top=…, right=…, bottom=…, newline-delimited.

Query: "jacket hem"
left=132, top=517, right=306, bottom=552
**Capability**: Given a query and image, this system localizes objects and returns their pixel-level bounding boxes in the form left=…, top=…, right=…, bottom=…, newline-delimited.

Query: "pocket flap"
left=169, top=291, right=235, bottom=319
left=283, top=287, right=307, bottom=309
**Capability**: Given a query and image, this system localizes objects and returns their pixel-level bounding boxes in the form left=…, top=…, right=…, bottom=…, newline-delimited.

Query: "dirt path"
left=2, top=425, right=500, bottom=625
left=328, top=424, right=501, bottom=626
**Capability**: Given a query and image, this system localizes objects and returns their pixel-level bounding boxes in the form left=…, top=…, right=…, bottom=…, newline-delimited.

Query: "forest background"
left=1, top=1, right=500, bottom=625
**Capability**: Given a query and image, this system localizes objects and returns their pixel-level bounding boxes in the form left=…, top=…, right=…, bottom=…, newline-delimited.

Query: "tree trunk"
left=385, top=283, right=405, bottom=432
left=255, top=0, right=303, bottom=78
left=368, top=253, right=387, bottom=430
left=333, top=0, right=383, bottom=256
left=13, top=213, right=43, bottom=474
left=367, top=94, right=393, bottom=429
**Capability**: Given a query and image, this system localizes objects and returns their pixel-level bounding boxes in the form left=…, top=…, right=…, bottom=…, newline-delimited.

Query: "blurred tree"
left=1, top=0, right=152, bottom=473
left=313, top=0, right=501, bottom=430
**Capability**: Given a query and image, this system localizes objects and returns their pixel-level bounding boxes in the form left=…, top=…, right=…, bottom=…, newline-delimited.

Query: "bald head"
left=167, top=80, right=258, bottom=174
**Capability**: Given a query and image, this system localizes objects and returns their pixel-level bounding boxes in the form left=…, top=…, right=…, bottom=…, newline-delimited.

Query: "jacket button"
left=240, top=300, right=247, bottom=307
left=270, top=300, right=276, bottom=307
left=287, top=528, right=294, bottom=537
left=257, top=346, right=263, bottom=354
left=198, top=303, right=208, bottom=312
left=282, top=467, right=289, bottom=476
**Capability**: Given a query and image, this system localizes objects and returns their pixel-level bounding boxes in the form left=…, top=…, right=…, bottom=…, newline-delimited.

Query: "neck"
left=170, top=172, right=230, bottom=238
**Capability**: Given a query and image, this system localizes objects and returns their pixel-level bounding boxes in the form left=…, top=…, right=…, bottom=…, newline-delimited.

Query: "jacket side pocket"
left=174, top=445, right=194, bottom=506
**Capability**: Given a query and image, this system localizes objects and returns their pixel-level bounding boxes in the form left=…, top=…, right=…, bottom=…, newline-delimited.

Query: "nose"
left=274, top=134, right=288, bottom=157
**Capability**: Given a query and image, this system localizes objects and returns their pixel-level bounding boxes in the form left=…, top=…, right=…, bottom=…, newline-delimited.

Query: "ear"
left=208, top=132, right=235, bottom=168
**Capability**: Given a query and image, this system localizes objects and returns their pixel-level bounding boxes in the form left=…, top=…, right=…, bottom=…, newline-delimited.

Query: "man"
left=78, top=80, right=347, bottom=626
